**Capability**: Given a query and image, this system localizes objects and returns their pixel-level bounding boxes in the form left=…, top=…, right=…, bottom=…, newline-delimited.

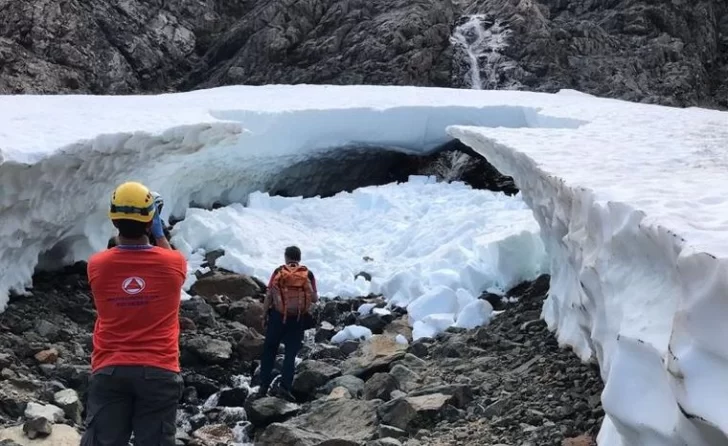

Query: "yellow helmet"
left=108, top=181, right=156, bottom=223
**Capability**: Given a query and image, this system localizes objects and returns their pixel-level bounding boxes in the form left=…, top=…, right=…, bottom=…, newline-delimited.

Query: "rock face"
left=1, top=0, right=724, bottom=108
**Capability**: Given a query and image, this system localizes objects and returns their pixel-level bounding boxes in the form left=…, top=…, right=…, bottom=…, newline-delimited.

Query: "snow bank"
left=0, top=85, right=582, bottom=309
left=171, top=176, right=546, bottom=320
left=449, top=93, right=728, bottom=445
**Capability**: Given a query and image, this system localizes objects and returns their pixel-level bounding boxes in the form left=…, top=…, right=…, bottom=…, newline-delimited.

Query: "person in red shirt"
left=81, top=181, right=187, bottom=446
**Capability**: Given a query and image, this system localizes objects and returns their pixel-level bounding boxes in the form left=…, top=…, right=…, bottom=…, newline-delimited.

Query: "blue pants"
left=259, top=310, right=305, bottom=392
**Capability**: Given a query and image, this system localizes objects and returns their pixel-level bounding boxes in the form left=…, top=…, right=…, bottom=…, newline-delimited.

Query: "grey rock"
left=292, top=360, right=342, bottom=399
left=184, top=337, right=232, bottom=364
left=24, top=402, right=64, bottom=423
left=389, top=365, right=421, bottom=393
left=246, top=397, right=300, bottom=427
left=322, top=375, right=366, bottom=399
left=315, top=321, right=337, bottom=343
left=22, top=417, right=53, bottom=439
left=53, top=389, right=83, bottom=425
left=216, top=387, right=249, bottom=407
left=379, top=424, right=407, bottom=439
left=358, top=313, right=391, bottom=335
left=363, top=373, right=400, bottom=401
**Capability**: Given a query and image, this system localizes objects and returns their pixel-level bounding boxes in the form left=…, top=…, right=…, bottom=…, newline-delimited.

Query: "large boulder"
left=376, top=393, right=455, bottom=432
left=341, top=336, right=407, bottom=379
left=53, top=389, right=83, bottom=425
left=246, top=397, right=300, bottom=427
left=184, top=336, right=232, bottom=365
left=363, top=373, right=399, bottom=401
left=24, top=402, right=64, bottom=423
left=191, top=272, right=263, bottom=301
left=227, top=297, right=266, bottom=334
left=261, top=398, right=380, bottom=444
left=292, top=361, right=342, bottom=399
left=235, top=325, right=266, bottom=362
left=256, top=424, right=329, bottom=446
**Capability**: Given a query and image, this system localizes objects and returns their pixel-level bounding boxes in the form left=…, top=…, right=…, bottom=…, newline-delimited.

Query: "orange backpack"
left=273, top=263, right=313, bottom=322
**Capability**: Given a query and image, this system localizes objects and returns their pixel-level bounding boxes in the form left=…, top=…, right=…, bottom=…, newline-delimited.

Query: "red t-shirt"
left=87, top=246, right=187, bottom=373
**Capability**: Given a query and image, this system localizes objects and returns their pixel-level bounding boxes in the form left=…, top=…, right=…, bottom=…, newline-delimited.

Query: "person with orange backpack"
left=256, top=245, right=318, bottom=400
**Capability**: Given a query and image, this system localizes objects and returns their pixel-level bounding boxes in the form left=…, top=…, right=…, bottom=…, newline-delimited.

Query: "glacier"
left=1, top=84, right=728, bottom=445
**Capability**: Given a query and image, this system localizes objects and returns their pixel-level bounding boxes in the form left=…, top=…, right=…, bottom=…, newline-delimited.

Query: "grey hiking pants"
left=80, top=365, right=183, bottom=446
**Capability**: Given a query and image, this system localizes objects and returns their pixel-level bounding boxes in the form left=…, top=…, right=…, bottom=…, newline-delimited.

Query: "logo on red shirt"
left=122, top=276, right=146, bottom=295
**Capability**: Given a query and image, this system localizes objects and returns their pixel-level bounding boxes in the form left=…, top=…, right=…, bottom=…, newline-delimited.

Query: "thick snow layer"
left=0, top=84, right=581, bottom=309
left=172, top=177, right=545, bottom=330
left=449, top=94, right=728, bottom=446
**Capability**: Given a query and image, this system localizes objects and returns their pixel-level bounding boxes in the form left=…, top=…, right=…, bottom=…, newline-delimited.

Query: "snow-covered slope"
left=449, top=93, right=728, bottom=445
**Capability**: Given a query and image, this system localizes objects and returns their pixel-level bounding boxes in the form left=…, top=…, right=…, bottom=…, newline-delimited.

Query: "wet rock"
left=246, top=397, right=300, bottom=427
left=184, top=336, right=232, bottom=364
left=53, top=389, right=82, bottom=425
left=292, top=361, right=342, bottom=399
left=216, top=387, right=248, bottom=408
left=191, top=273, right=262, bottom=301
left=181, top=386, right=199, bottom=405
left=322, top=375, right=366, bottom=399
left=23, top=417, right=52, bottom=439
left=183, top=374, right=220, bottom=400
left=342, top=336, right=407, bottom=379
left=363, top=373, right=399, bottom=401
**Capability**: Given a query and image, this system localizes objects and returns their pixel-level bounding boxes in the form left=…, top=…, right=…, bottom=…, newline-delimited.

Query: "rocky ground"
left=0, top=250, right=603, bottom=446
left=0, top=0, right=725, bottom=109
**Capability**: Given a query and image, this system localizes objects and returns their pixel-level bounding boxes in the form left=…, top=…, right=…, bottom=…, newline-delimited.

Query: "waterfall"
left=450, top=14, right=515, bottom=90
